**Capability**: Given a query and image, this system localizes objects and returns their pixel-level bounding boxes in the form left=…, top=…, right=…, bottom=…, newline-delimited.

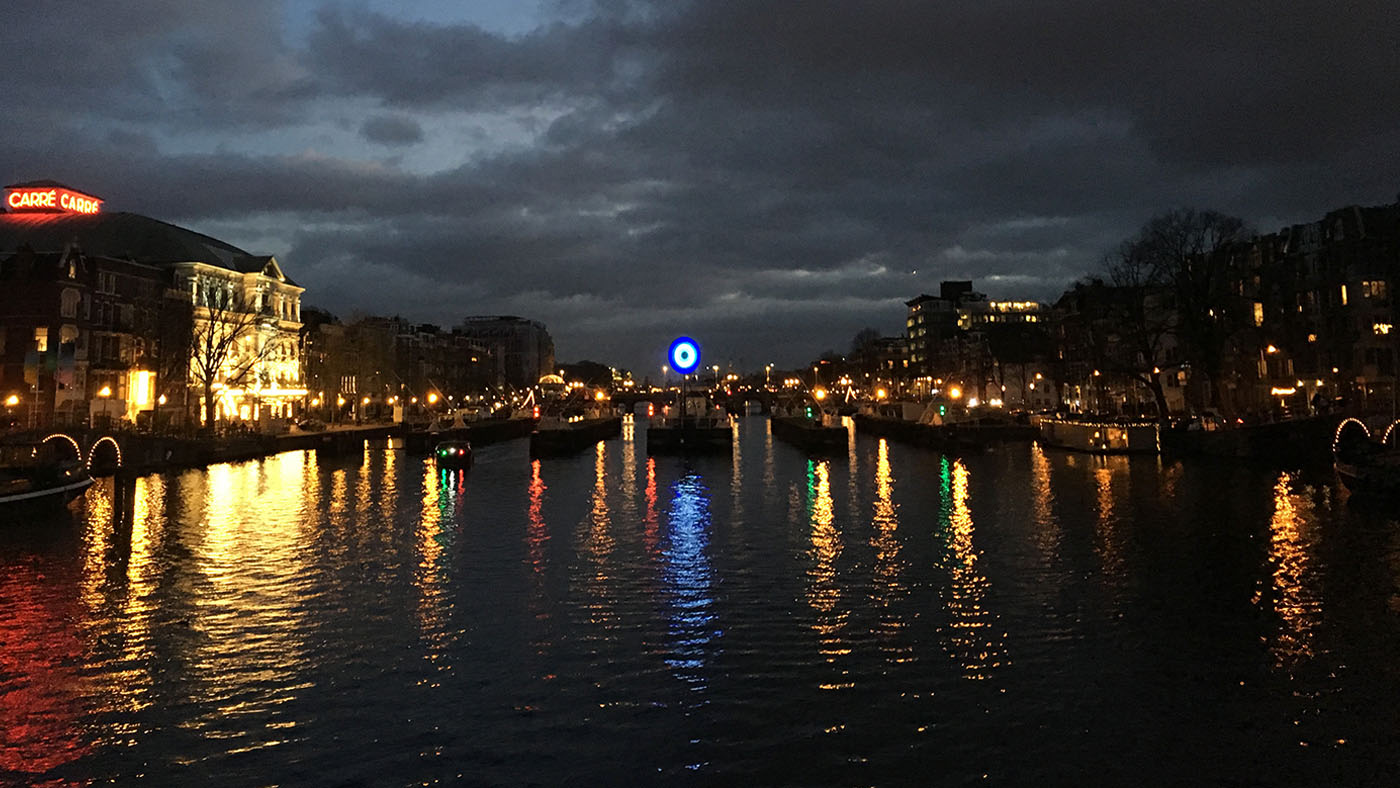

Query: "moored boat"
left=771, top=413, right=848, bottom=453
left=853, top=401, right=1036, bottom=454
left=1036, top=415, right=1160, bottom=454
left=0, top=442, right=95, bottom=510
left=1333, top=418, right=1400, bottom=499
left=530, top=413, right=622, bottom=457
left=647, top=393, right=733, bottom=454
left=433, top=440, right=473, bottom=469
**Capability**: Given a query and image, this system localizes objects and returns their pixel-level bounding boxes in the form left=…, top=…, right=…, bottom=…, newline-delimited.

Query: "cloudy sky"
left=3, top=1, right=1396, bottom=374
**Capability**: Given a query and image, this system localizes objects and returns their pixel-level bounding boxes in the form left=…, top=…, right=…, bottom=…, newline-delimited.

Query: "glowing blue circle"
left=669, top=336, right=701, bottom=374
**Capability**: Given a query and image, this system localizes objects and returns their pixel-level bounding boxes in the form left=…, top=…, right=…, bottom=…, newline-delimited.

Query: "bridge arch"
left=1380, top=420, right=1400, bottom=448
left=41, top=433, right=83, bottom=464
left=1333, top=417, right=1372, bottom=456
left=87, top=435, right=123, bottom=473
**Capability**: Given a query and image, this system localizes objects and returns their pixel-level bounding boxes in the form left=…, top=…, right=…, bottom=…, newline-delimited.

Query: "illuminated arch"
left=1380, top=420, right=1400, bottom=448
left=41, top=433, right=83, bottom=463
left=1332, top=418, right=1372, bottom=454
left=87, top=436, right=123, bottom=471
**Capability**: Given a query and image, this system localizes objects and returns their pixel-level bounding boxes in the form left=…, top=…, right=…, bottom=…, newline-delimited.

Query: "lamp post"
left=4, top=393, right=17, bottom=430
left=97, top=385, right=113, bottom=428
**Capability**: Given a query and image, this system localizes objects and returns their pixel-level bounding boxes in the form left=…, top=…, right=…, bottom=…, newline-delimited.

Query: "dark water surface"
left=3, top=416, right=1400, bottom=786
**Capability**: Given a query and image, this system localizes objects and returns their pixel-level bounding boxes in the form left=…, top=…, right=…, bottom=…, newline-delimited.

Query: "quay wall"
left=17, top=419, right=538, bottom=478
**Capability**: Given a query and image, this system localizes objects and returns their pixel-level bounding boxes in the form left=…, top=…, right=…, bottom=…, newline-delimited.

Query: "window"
left=60, top=288, right=80, bottom=318
left=1341, top=284, right=1349, bottom=306
left=1363, top=280, right=1388, bottom=300
left=98, top=272, right=117, bottom=294
left=34, top=327, right=48, bottom=352
left=1253, top=302, right=1264, bottom=326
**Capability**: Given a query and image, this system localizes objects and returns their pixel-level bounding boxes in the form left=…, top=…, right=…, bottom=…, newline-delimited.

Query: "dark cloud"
left=1, top=0, right=1396, bottom=371
left=360, top=115, right=425, bottom=146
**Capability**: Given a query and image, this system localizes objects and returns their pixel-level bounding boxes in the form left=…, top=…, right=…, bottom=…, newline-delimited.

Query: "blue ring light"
left=669, top=336, right=701, bottom=375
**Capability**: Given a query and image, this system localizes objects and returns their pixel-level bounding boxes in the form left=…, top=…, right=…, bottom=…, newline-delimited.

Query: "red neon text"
left=6, top=188, right=102, bottom=214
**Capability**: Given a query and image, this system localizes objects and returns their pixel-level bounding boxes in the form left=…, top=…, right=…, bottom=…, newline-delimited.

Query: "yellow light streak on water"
left=870, top=439, right=908, bottom=662
left=805, top=459, right=847, bottom=673
left=942, top=460, right=1007, bottom=680
left=1264, top=471, right=1322, bottom=670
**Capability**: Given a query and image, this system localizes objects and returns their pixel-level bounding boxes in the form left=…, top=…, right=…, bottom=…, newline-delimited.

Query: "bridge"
left=610, top=387, right=781, bottom=415
left=11, top=418, right=540, bottom=478
left=35, top=429, right=125, bottom=475
left=1333, top=416, right=1400, bottom=452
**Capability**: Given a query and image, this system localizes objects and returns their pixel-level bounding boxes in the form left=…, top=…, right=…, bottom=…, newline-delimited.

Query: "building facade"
left=454, top=316, right=555, bottom=390
left=302, top=315, right=495, bottom=423
left=0, top=180, right=305, bottom=429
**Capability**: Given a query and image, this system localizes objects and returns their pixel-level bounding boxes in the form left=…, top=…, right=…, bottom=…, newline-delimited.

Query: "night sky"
left=3, top=1, right=1396, bottom=374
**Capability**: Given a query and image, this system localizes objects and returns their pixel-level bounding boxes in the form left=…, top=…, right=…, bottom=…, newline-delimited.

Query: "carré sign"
left=6, top=185, right=102, bottom=214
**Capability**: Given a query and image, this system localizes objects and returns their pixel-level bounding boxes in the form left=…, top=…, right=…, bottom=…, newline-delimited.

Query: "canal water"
left=3, top=416, right=1400, bottom=786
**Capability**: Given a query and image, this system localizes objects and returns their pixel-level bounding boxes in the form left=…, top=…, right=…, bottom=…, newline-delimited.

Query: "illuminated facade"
left=905, top=280, right=1054, bottom=405
left=1243, top=202, right=1400, bottom=415
left=177, top=258, right=305, bottom=424
left=302, top=315, right=493, bottom=424
left=0, top=181, right=305, bottom=428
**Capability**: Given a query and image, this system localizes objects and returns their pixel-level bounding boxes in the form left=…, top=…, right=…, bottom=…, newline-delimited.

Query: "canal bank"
left=5, top=418, right=538, bottom=477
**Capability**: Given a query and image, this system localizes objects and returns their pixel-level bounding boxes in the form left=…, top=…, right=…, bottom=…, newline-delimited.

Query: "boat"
left=771, top=413, right=848, bottom=452
left=853, top=401, right=1036, bottom=454
left=770, top=399, right=848, bottom=454
left=1036, top=415, right=1160, bottom=454
left=433, top=439, right=473, bottom=469
left=0, top=442, right=94, bottom=509
left=1333, top=419, right=1400, bottom=499
left=530, top=411, right=622, bottom=457
left=646, top=393, right=733, bottom=453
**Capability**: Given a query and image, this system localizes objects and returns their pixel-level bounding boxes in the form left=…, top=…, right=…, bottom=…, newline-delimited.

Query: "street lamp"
left=97, top=385, right=113, bottom=427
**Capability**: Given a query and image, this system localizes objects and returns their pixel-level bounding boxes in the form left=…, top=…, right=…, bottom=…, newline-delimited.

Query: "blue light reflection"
left=663, top=471, right=719, bottom=692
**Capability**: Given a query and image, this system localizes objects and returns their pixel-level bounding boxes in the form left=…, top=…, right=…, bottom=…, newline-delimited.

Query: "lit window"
left=1253, top=302, right=1264, bottom=326
left=34, top=327, right=48, bottom=352
left=1341, top=284, right=1348, bottom=306
left=1374, top=323, right=1393, bottom=336
left=1307, top=333, right=1317, bottom=343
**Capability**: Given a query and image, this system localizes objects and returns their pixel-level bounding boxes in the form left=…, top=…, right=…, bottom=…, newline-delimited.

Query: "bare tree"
left=1134, top=209, right=1249, bottom=411
left=1102, top=239, right=1177, bottom=420
left=187, top=282, right=279, bottom=430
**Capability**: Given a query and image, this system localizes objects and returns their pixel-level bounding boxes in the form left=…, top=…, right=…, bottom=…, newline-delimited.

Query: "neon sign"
left=669, top=336, right=700, bottom=375
left=5, top=186, right=102, bottom=214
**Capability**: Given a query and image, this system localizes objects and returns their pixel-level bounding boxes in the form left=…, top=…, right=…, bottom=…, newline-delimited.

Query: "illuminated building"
left=454, top=316, right=555, bottom=389
left=1244, top=201, right=1400, bottom=415
left=302, top=315, right=494, bottom=424
left=905, top=280, right=1054, bottom=406
left=0, top=180, right=305, bottom=428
